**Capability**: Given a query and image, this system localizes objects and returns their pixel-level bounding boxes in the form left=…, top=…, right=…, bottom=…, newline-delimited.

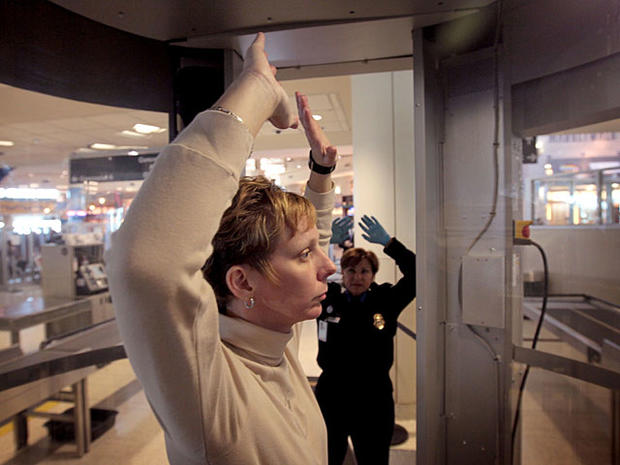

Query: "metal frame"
left=0, top=320, right=123, bottom=456
left=513, top=346, right=620, bottom=389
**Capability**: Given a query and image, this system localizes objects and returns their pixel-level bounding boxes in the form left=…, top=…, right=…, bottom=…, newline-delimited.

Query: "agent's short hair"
left=341, top=248, right=379, bottom=274
left=203, top=175, right=316, bottom=313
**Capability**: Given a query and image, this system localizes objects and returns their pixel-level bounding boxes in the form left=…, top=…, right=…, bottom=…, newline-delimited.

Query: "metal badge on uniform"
left=326, top=305, right=334, bottom=314
left=318, top=320, right=328, bottom=342
left=326, top=316, right=340, bottom=324
left=373, top=313, right=385, bottom=330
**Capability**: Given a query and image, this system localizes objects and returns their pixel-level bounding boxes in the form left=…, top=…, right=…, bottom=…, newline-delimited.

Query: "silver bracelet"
left=208, top=106, right=244, bottom=124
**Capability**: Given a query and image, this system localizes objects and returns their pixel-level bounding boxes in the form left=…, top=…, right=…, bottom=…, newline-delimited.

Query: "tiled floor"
left=0, top=285, right=614, bottom=464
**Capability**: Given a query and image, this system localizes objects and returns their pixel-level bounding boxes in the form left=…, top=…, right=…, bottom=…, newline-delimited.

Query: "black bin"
left=44, top=408, right=118, bottom=443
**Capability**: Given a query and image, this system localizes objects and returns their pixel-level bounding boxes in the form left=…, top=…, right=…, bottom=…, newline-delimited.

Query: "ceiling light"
left=133, top=123, right=165, bottom=135
left=121, top=130, right=147, bottom=137
left=312, top=114, right=322, bottom=121
left=0, top=140, right=14, bottom=147
left=98, top=197, right=106, bottom=204
left=543, top=163, right=552, bottom=169
left=128, top=150, right=139, bottom=156
left=89, top=143, right=118, bottom=150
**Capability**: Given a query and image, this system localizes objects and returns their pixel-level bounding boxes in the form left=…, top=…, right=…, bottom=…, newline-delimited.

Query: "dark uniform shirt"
left=316, top=238, right=416, bottom=392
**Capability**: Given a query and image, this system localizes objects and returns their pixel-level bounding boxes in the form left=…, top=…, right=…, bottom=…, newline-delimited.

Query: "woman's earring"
left=244, top=296, right=255, bottom=309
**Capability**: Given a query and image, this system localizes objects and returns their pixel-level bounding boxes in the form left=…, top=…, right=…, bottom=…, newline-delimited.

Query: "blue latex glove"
left=359, top=215, right=391, bottom=246
left=330, top=216, right=353, bottom=244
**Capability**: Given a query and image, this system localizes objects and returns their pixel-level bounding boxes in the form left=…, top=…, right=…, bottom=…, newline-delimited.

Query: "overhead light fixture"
left=312, top=114, right=322, bottom=121
left=89, top=143, right=118, bottom=150
left=88, top=143, right=148, bottom=151
left=132, top=123, right=165, bottom=135
left=0, top=140, right=14, bottom=147
left=128, top=150, right=139, bottom=156
left=121, top=130, right=147, bottom=137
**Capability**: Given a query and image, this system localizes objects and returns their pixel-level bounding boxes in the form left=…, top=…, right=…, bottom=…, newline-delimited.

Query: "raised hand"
left=330, top=216, right=354, bottom=244
left=296, top=91, right=337, bottom=169
left=242, top=33, right=298, bottom=130
left=359, top=215, right=391, bottom=246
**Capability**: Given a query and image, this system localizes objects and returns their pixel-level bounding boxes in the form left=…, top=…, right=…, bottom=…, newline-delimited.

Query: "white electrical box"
left=462, top=255, right=505, bottom=328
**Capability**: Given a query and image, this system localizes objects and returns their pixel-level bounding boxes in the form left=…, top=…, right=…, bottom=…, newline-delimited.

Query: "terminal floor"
left=0, top=286, right=613, bottom=464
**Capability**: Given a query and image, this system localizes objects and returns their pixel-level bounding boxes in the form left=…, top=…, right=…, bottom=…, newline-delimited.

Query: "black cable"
left=511, top=239, right=548, bottom=462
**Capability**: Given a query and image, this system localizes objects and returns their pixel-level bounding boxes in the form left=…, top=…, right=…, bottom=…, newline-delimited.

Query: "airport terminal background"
left=1, top=1, right=620, bottom=464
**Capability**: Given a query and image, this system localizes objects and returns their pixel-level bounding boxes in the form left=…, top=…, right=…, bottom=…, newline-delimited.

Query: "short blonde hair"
left=203, top=176, right=316, bottom=313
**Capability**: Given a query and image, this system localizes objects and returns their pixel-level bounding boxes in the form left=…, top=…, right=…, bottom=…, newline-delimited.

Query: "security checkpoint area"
left=0, top=0, right=619, bottom=464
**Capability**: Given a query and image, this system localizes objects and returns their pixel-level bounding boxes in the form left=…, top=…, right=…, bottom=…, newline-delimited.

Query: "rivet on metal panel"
left=417, top=306, right=422, bottom=311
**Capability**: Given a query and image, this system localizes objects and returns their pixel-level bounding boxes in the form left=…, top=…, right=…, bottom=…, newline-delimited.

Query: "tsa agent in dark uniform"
left=315, top=215, right=416, bottom=465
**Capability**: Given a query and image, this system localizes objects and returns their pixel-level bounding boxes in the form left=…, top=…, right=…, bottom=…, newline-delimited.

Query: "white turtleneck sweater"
left=105, top=111, right=333, bottom=465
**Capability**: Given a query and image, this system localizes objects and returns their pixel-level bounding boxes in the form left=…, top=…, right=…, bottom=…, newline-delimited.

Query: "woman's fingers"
left=253, top=31, right=265, bottom=47
left=296, top=91, right=337, bottom=164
